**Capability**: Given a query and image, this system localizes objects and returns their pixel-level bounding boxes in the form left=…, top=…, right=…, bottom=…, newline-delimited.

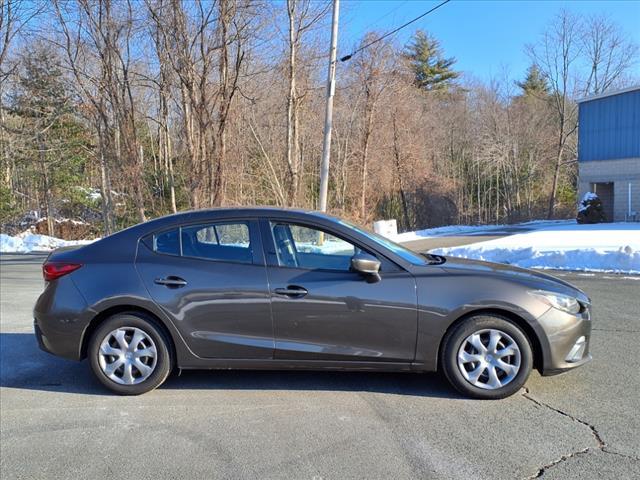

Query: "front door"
left=262, top=220, right=418, bottom=363
left=136, top=219, right=274, bottom=359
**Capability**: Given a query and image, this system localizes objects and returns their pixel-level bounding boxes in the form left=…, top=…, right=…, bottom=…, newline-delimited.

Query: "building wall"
left=578, top=89, right=640, bottom=162
left=578, top=158, right=640, bottom=221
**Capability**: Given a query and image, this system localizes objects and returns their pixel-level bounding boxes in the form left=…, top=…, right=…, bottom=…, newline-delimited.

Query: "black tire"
left=440, top=314, right=533, bottom=399
left=88, top=312, right=173, bottom=395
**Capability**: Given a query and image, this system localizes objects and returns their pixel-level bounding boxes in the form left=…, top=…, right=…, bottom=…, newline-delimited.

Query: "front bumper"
left=538, top=303, right=592, bottom=375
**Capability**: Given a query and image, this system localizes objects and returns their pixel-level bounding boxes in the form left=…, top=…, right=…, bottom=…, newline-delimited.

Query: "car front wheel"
left=88, top=313, right=172, bottom=395
left=441, top=314, right=533, bottom=399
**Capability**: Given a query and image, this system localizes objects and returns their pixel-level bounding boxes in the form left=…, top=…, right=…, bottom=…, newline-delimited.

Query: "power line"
left=351, top=0, right=410, bottom=39
left=338, top=0, right=451, bottom=62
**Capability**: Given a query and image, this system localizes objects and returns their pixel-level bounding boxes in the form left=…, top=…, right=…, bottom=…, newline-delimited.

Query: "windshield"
left=335, top=219, right=432, bottom=266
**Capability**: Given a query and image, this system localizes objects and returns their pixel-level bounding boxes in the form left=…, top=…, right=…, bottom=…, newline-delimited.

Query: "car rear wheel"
left=89, top=313, right=172, bottom=395
left=441, top=314, right=533, bottom=399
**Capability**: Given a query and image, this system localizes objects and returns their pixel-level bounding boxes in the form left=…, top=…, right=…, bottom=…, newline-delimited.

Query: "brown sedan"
left=34, top=208, right=592, bottom=399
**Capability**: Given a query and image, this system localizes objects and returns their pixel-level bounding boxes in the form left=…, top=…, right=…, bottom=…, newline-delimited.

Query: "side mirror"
left=351, top=252, right=381, bottom=283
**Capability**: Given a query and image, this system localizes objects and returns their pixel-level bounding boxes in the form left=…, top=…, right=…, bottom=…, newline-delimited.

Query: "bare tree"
left=582, top=14, right=639, bottom=95
left=353, top=34, right=394, bottom=219
left=148, top=0, right=177, bottom=213
left=528, top=10, right=582, bottom=219
left=284, top=0, right=328, bottom=205
left=53, top=0, right=149, bottom=229
left=0, top=0, right=42, bottom=202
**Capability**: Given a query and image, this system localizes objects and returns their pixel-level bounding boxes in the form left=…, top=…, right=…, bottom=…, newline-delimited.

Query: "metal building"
left=577, top=86, right=640, bottom=222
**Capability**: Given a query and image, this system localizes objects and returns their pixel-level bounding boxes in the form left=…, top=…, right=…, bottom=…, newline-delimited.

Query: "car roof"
left=111, top=207, right=340, bottom=239
left=145, top=206, right=334, bottom=225
left=169, top=206, right=320, bottom=217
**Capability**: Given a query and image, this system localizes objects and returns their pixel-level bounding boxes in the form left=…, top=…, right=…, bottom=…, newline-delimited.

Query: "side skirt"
left=177, top=358, right=431, bottom=373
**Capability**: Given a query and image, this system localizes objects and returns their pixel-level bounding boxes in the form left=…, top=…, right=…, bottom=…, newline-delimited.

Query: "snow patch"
left=0, top=231, right=95, bottom=253
left=431, top=223, right=640, bottom=274
left=578, top=191, right=599, bottom=212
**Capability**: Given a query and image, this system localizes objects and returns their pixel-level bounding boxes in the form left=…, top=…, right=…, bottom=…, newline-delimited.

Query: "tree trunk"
left=37, top=134, right=55, bottom=237
left=166, top=132, right=177, bottom=213
left=286, top=0, right=299, bottom=205
left=97, top=125, right=114, bottom=236
left=136, top=144, right=146, bottom=222
left=99, top=151, right=113, bottom=235
left=548, top=113, right=566, bottom=220
left=547, top=145, right=563, bottom=219
left=392, top=113, right=410, bottom=230
left=360, top=95, right=374, bottom=219
left=211, top=0, right=231, bottom=207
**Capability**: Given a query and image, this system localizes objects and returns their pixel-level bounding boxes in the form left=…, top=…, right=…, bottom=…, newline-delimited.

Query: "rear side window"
left=154, top=229, right=180, bottom=256
left=193, top=223, right=250, bottom=247
left=181, top=222, right=252, bottom=263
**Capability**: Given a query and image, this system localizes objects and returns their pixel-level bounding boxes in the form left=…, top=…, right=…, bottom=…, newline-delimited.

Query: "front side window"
left=270, top=222, right=359, bottom=271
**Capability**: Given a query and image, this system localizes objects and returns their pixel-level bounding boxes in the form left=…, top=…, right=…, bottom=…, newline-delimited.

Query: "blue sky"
left=338, top=0, right=640, bottom=82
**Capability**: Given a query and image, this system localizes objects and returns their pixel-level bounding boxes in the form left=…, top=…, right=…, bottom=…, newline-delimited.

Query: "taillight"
left=43, top=262, right=82, bottom=281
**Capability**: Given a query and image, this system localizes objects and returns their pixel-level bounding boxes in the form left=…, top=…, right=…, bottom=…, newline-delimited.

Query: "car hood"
left=425, top=256, right=589, bottom=302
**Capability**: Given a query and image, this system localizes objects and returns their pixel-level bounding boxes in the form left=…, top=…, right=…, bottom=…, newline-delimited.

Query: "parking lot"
left=1, top=252, right=639, bottom=479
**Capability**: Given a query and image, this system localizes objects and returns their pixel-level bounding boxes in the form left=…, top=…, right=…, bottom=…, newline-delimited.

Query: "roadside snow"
left=430, top=223, right=640, bottom=274
left=0, top=231, right=94, bottom=253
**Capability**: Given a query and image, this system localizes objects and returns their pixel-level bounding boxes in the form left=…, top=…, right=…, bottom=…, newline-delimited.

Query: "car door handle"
left=274, top=285, right=308, bottom=298
left=154, top=276, right=187, bottom=288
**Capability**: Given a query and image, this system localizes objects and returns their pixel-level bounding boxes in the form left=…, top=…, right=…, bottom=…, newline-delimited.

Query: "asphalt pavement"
left=1, top=252, right=639, bottom=479
left=400, top=222, right=554, bottom=251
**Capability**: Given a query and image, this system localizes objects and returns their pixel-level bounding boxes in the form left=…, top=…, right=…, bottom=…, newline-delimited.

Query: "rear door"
left=136, top=219, right=274, bottom=359
left=261, top=219, right=418, bottom=363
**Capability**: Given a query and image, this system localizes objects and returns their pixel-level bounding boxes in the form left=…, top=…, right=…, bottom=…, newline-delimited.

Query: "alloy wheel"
left=457, top=328, right=521, bottom=390
left=98, top=327, right=157, bottom=385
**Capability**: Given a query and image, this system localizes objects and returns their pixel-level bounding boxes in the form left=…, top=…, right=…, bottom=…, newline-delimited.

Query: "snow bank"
left=0, top=231, right=94, bottom=253
left=431, top=223, right=640, bottom=274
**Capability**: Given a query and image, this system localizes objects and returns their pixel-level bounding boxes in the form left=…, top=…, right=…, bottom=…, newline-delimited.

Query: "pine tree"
left=10, top=45, right=90, bottom=234
left=404, top=30, right=459, bottom=91
left=516, top=64, right=550, bottom=97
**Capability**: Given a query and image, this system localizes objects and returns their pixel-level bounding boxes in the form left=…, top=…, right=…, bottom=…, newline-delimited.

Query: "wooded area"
left=0, top=0, right=638, bottom=237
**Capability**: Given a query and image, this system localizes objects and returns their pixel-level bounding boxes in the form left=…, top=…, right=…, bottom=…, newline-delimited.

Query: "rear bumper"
left=33, top=320, right=51, bottom=354
left=538, top=304, right=592, bottom=375
left=33, top=276, right=90, bottom=361
left=33, top=316, right=85, bottom=360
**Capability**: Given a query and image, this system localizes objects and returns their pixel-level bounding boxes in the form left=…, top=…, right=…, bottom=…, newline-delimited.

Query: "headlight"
left=529, top=290, right=581, bottom=314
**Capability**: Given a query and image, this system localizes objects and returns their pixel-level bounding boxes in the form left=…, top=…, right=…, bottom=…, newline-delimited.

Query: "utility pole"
left=318, top=0, right=339, bottom=212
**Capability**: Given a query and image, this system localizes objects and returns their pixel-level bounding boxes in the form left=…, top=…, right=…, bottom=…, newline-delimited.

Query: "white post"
left=629, top=182, right=632, bottom=221
left=318, top=0, right=340, bottom=212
